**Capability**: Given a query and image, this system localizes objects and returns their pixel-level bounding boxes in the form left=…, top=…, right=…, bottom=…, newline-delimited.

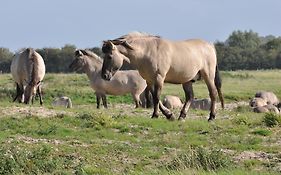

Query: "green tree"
left=0, top=48, right=14, bottom=73
left=37, top=44, right=77, bottom=73
left=226, top=30, right=261, bottom=49
left=275, top=52, right=281, bottom=68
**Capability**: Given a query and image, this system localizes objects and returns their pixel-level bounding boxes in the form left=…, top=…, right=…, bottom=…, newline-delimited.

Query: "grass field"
left=0, top=70, right=281, bottom=174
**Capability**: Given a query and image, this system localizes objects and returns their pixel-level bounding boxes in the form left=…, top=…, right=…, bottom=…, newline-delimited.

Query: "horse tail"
left=215, top=65, right=224, bottom=109
left=27, top=48, right=38, bottom=86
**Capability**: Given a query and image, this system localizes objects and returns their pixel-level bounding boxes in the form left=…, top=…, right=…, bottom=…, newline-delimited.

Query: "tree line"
left=216, top=30, right=281, bottom=70
left=1, top=30, right=281, bottom=73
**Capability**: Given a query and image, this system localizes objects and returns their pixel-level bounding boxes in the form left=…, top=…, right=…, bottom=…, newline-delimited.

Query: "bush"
left=165, top=146, right=232, bottom=172
left=0, top=144, right=84, bottom=174
left=251, top=129, right=272, bottom=136
left=263, top=113, right=281, bottom=127
left=77, top=113, right=116, bottom=129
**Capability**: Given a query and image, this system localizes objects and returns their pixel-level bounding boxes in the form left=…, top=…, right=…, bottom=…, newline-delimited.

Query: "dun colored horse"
left=69, top=49, right=148, bottom=108
left=101, top=32, right=224, bottom=121
left=11, top=48, right=45, bottom=104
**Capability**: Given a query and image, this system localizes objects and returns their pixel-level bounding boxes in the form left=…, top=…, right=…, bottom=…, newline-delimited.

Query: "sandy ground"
left=1, top=101, right=280, bottom=171
left=0, top=101, right=249, bottom=119
left=1, top=106, right=71, bottom=118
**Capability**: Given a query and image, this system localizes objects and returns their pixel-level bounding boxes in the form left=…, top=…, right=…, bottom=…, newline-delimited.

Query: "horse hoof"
left=151, top=115, right=159, bottom=119
left=167, top=114, right=175, bottom=121
left=178, top=112, right=186, bottom=120
left=178, top=117, right=186, bottom=122
left=208, top=114, right=215, bottom=122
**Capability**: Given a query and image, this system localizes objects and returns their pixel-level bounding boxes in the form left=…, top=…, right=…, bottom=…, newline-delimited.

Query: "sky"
left=0, top=0, right=280, bottom=51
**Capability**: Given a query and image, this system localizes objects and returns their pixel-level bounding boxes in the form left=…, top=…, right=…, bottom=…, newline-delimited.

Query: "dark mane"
left=102, top=32, right=160, bottom=52
left=112, top=32, right=160, bottom=43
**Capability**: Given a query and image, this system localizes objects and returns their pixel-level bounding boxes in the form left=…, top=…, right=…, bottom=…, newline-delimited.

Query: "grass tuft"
left=0, top=144, right=84, bottom=174
left=251, top=129, right=272, bottom=136
left=165, top=146, right=233, bottom=172
left=263, top=113, right=281, bottom=127
left=77, top=112, right=116, bottom=129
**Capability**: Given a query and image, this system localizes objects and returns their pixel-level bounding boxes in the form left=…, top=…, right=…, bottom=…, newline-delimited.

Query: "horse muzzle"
left=102, top=73, right=112, bottom=81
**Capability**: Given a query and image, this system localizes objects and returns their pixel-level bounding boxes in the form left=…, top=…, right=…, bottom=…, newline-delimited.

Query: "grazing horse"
left=10, top=48, right=45, bottom=105
left=69, top=49, right=148, bottom=108
left=101, top=32, right=224, bottom=121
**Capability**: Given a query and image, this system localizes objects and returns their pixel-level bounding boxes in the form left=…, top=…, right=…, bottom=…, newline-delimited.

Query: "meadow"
left=0, top=70, right=281, bottom=174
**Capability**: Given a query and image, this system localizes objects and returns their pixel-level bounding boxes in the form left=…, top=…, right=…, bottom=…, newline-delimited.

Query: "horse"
left=101, top=32, right=224, bottom=121
left=163, top=95, right=183, bottom=109
left=52, top=96, right=73, bottom=108
left=69, top=49, right=148, bottom=108
left=10, top=48, right=45, bottom=105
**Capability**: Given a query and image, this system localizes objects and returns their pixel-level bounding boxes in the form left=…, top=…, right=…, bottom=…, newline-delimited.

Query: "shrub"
left=77, top=113, right=116, bottom=129
left=232, top=115, right=249, bottom=125
left=165, top=146, right=232, bottom=172
left=251, top=129, right=272, bottom=136
left=0, top=144, right=84, bottom=174
left=263, top=113, right=281, bottom=127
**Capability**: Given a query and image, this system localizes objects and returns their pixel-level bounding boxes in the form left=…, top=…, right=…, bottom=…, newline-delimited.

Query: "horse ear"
left=102, top=41, right=116, bottom=53
left=75, top=50, right=83, bottom=57
left=122, top=41, right=134, bottom=50
left=109, top=41, right=116, bottom=50
left=123, top=56, right=131, bottom=64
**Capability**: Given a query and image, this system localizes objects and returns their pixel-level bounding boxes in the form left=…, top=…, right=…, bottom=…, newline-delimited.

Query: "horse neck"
left=83, top=57, right=102, bottom=78
left=119, top=39, right=155, bottom=65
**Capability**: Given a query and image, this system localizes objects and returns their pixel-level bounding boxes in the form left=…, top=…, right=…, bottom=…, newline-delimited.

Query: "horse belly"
left=11, top=64, right=29, bottom=85
left=165, top=67, right=199, bottom=84
left=94, top=80, right=130, bottom=96
left=106, top=86, right=130, bottom=95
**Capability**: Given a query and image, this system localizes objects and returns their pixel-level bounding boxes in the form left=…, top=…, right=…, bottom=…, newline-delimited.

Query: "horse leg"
left=37, top=85, right=43, bottom=105
left=19, top=84, right=24, bottom=103
left=151, top=76, right=174, bottom=120
left=13, top=83, right=21, bottom=102
left=144, top=87, right=153, bottom=108
left=101, top=94, right=108, bottom=108
left=147, top=83, right=159, bottom=118
left=202, top=72, right=218, bottom=121
left=178, top=81, right=194, bottom=121
left=132, top=92, right=141, bottom=108
left=96, top=94, right=101, bottom=109
left=159, top=101, right=175, bottom=120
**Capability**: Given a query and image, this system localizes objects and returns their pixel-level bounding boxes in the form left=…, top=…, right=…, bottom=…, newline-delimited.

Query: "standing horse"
left=10, top=48, right=45, bottom=105
left=101, top=32, right=224, bottom=121
left=69, top=49, right=148, bottom=108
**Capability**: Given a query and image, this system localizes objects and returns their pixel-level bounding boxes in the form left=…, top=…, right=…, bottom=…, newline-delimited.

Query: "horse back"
left=11, top=49, right=45, bottom=85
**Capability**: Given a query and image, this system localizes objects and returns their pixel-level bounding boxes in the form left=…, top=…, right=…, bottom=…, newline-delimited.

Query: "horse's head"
left=69, top=50, right=87, bottom=71
left=23, top=81, right=41, bottom=104
left=101, top=41, right=132, bottom=81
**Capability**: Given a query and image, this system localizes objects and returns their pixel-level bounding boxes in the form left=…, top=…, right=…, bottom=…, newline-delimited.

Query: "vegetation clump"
left=263, top=113, right=281, bottom=127
left=165, top=146, right=232, bottom=172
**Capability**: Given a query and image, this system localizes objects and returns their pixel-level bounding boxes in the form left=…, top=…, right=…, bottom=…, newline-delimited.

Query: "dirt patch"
left=223, top=101, right=249, bottom=111
left=6, top=135, right=90, bottom=148
left=234, top=150, right=273, bottom=162
left=0, top=101, right=250, bottom=120
left=222, top=148, right=281, bottom=170
left=1, top=106, right=72, bottom=118
left=92, top=101, right=251, bottom=120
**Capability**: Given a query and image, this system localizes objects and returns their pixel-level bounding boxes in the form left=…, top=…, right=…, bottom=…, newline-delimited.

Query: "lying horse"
left=10, top=48, right=45, bottom=104
left=101, top=32, right=224, bottom=121
left=69, top=49, right=148, bottom=108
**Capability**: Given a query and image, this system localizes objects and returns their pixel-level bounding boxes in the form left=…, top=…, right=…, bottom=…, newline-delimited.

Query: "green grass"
left=0, top=70, right=281, bottom=174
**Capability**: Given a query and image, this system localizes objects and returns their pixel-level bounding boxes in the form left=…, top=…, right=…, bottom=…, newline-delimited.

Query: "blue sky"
left=0, top=0, right=280, bottom=51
